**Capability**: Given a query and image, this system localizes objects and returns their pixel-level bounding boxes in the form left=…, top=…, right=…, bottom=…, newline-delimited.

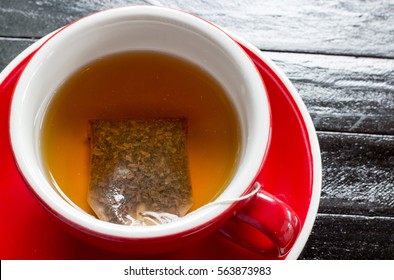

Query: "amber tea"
left=41, top=51, right=240, bottom=217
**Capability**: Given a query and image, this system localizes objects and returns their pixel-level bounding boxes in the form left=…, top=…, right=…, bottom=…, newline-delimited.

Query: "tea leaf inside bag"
left=88, top=119, right=193, bottom=225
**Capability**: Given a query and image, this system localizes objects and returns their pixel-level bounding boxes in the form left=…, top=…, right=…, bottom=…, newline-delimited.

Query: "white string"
left=138, top=182, right=261, bottom=225
left=58, top=178, right=261, bottom=226
left=140, top=211, right=181, bottom=225
left=186, top=182, right=261, bottom=216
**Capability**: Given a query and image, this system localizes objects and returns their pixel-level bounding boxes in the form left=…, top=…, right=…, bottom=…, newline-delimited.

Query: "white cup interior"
left=10, top=6, right=270, bottom=238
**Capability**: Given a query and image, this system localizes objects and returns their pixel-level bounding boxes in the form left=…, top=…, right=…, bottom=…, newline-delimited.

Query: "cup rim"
left=10, top=6, right=271, bottom=239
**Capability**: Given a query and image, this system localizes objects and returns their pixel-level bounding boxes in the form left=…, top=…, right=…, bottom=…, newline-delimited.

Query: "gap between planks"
left=317, top=130, right=394, bottom=138
left=317, top=213, right=394, bottom=221
left=260, top=48, right=394, bottom=60
left=0, top=35, right=38, bottom=41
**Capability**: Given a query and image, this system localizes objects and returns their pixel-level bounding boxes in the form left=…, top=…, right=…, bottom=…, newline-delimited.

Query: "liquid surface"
left=41, top=51, right=240, bottom=216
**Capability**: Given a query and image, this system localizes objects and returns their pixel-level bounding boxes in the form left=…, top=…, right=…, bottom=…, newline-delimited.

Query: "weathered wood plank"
left=0, top=0, right=393, bottom=57
left=0, top=0, right=146, bottom=38
left=300, top=214, right=394, bottom=259
left=0, top=38, right=35, bottom=71
left=268, top=51, right=394, bottom=135
left=318, top=132, right=394, bottom=216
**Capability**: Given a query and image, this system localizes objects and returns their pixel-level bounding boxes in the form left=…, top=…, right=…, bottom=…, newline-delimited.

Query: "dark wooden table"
left=1, top=0, right=393, bottom=260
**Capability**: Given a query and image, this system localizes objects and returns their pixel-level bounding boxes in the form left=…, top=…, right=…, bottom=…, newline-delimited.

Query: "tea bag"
left=88, top=119, right=193, bottom=226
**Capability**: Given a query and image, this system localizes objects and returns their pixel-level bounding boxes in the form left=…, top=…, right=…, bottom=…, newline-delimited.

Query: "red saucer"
left=0, top=38, right=315, bottom=260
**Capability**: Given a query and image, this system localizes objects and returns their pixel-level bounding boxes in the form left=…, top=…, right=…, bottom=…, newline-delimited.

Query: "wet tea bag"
left=88, top=119, right=193, bottom=226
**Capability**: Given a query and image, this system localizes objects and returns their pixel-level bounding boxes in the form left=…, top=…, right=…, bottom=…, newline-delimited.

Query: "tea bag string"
left=188, top=181, right=261, bottom=215
left=140, top=182, right=261, bottom=225
left=55, top=179, right=261, bottom=225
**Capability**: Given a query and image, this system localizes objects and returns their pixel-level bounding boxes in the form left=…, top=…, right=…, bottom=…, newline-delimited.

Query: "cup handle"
left=218, top=183, right=301, bottom=257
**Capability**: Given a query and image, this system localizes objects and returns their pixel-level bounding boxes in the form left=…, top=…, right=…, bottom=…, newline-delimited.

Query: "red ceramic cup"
left=9, top=6, right=299, bottom=257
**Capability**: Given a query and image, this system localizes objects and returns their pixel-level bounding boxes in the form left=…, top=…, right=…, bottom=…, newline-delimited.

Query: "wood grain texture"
left=0, top=0, right=393, bottom=57
left=318, top=132, right=394, bottom=216
left=0, top=0, right=147, bottom=38
left=0, top=38, right=35, bottom=71
left=268, top=52, right=394, bottom=135
left=300, top=214, right=394, bottom=259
